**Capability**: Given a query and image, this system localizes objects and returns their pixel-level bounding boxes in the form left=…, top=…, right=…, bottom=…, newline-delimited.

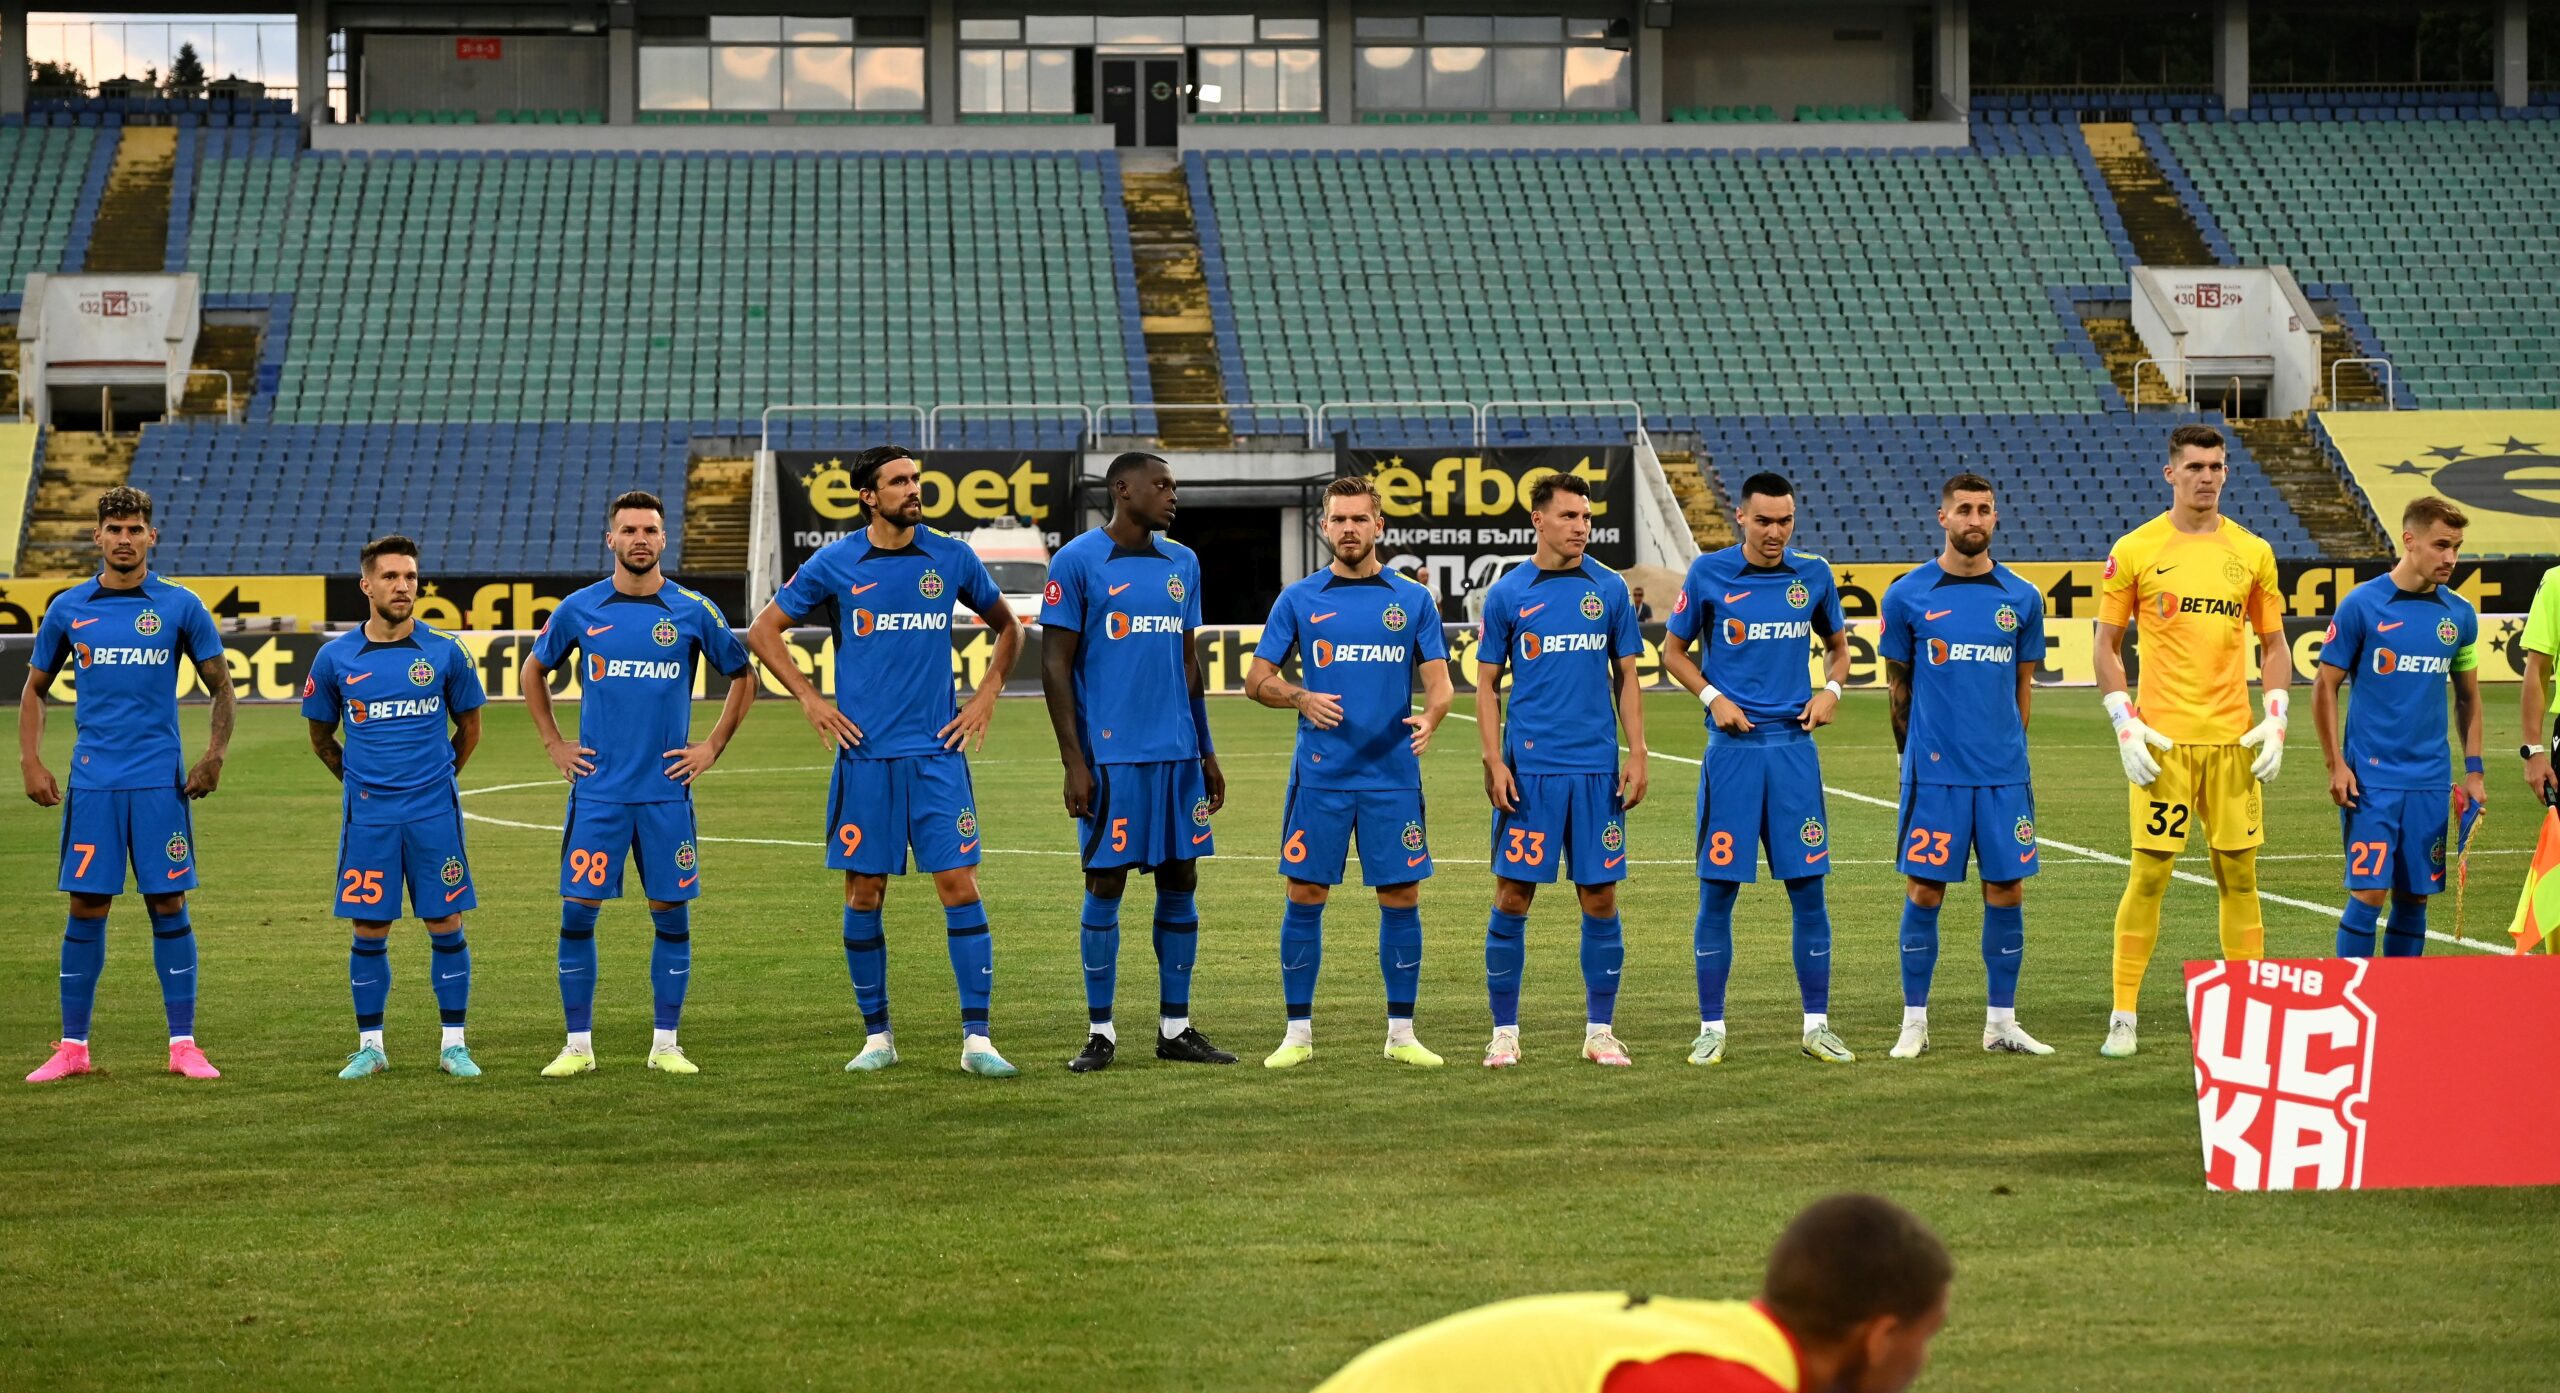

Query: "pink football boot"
left=26, top=1041, right=92, bottom=1082
left=168, top=1040, right=222, bottom=1080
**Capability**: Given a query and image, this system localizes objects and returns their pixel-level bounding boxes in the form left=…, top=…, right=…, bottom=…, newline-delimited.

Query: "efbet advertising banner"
left=772, top=450, right=1078, bottom=572
left=1335, top=446, right=1633, bottom=617
left=2186, top=956, right=2560, bottom=1191
left=2317, top=411, right=2560, bottom=557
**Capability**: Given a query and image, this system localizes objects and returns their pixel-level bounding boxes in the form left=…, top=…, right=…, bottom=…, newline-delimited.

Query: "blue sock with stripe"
left=843, top=906, right=889, bottom=1035
left=429, top=927, right=470, bottom=1029
left=1379, top=903, right=1422, bottom=1022
left=1694, top=880, right=1738, bottom=1022
left=1579, top=913, right=1624, bottom=1026
left=1280, top=899, right=1324, bottom=1022
left=1785, top=876, right=1831, bottom=1015
left=1154, top=888, right=1198, bottom=1025
left=649, top=906, right=690, bottom=1030
left=2383, top=895, right=2428, bottom=958
left=945, top=899, right=992, bottom=1039
left=59, top=915, right=105, bottom=1042
left=1080, top=890, right=1120, bottom=1029
left=149, top=906, right=198, bottom=1039
left=1897, top=899, right=1941, bottom=1008
left=2335, top=897, right=2381, bottom=958
left=1982, top=902, right=2025, bottom=1010
left=559, top=901, right=599, bottom=1034
left=1485, top=909, right=1527, bottom=1029
left=350, top=933, right=391, bottom=1033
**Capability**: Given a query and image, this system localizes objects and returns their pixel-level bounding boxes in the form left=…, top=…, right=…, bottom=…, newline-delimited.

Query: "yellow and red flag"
left=2510, top=807, right=2560, bottom=952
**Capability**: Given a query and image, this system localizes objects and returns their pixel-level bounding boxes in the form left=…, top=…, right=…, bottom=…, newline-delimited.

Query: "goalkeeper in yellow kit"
left=2092, top=424, right=2292, bottom=1057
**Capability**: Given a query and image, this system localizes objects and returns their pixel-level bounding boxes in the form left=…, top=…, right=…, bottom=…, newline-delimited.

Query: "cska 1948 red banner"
left=2186, top=956, right=2560, bottom=1192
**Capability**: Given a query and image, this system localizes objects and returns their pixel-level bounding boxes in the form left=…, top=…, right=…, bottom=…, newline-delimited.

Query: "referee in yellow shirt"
left=2091, top=425, right=2292, bottom=1057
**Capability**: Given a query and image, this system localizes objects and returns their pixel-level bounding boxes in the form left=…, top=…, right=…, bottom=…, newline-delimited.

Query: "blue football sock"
left=1080, top=890, right=1121, bottom=1027
left=1280, top=899, right=1324, bottom=1022
left=1982, top=901, right=2025, bottom=1010
left=429, top=927, right=471, bottom=1028
left=559, top=901, right=600, bottom=1034
left=1694, top=880, right=1738, bottom=1021
left=350, top=932, right=391, bottom=1032
left=1897, top=899, right=1941, bottom=1008
left=649, top=906, right=690, bottom=1031
left=148, top=906, right=197, bottom=1039
left=1485, top=908, right=1527, bottom=1028
left=1580, top=912, right=1624, bottom=1026
left=2383, top=895, right=2428, bottom=958
left=59, top=915, right=105, bottom=1042
left=1154, top=888, right=1199, bottom=1022
left=945, top=899, right=992, bottom=1039
left=843, top=906, right=889, bottom=1034
left=1786, top=876, right=1831, bottom=1014
left=1379, top=903, right=1422, bottom=1020
left=2335, top=897, right=2381, bottom=958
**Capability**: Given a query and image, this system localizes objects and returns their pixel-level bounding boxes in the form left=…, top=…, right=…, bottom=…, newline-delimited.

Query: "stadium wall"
left=1659, top=3, right=1916, bottom=116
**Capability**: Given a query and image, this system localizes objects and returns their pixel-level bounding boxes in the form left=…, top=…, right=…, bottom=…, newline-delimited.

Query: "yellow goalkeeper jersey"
left=2098, top=513, right=2285, bottom=745
left=1314, top=1293, right=1799, bottom=1393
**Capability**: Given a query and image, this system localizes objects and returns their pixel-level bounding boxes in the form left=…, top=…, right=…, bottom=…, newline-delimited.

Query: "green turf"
left=4, top=694, right=2553, bottom=1390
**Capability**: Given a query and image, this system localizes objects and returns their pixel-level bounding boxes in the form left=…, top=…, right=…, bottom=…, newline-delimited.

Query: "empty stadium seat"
left=0, top=127, right=103, bottom=281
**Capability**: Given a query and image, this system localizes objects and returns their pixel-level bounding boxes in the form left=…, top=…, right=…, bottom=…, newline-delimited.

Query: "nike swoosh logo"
left=1517, top=604, right=1545, bottom=619
left=669, top=968, right=689, bottom=976
left=1696, top=949, right=1723, bottom=958
left=1283, top=957, right=1312, bottom=970
left=2376, top=621, right=2403, bottom=632
left=444, top=887, right=468, bottom=902
left=586, top=624, right=614, bottom=636
left=1108, top=583, right=1132, bottom=596
left=958, top=840, right=979, bottom=854
left=677, top=874, right=699, bottom=888
left=1924, top=609, right=1952, bottom=621
left=170, top=965, right=194, bottom=975
left=1902, top=945, right=1928, bottom=953
left=71, top=617, right=100, bottom=629
left=1804, top=849, right=1829, bottom=863
left=1605, top=968, right=1620, bottom=976
left=166, top=867, right=189, bottom=879
left=2020, top=849, right=2038, bottom=862
left=2155, top=565, right=2177, bottom=574
left=61, top=972, right=80, bottom=978
left=439, top=971, right=466, bottom=981
left=352, top=978, right=382, bottom=987
left=345, top=672, right=374, bottom=685
left=1604, top=854, right=1625, bottom=869
left=1394, top=958, right=1419, bottom=970
left=1406, top=854, right=1428, bottom=867
left=851, top=980, right=878, bottom=991
left=1191, top=832, right=1211, bottom=845
left=1722, top=591, right=1751, bottom=604
left=1810, top=948, right=1830, bottom=957
left=981, top=966, right=993, bottom=976
left=2000, top=946, right=2023, bottom=955
left=560, top=967, right=587, bottom=976
left=1309, top=611, right=1336, bottom=623
left=847, top=584, right=878, bottom=596
left=1082, top=963, right=1111, bottom=975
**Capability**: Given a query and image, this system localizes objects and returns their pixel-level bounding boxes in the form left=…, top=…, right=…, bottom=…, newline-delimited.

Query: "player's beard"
left=1949, top=527, right=1991, bottom=558
left=616, top=545, right=658, bottom=578
left=1329, top=534, right=1373, bottom=568
left=372, top=597, right=414, bottom=626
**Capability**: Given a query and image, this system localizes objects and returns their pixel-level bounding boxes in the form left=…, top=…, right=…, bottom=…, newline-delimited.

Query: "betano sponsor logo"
left=1312, top=640, right=1407, bottom=668
left=349, top=695, right=444, bottom=723
left=587, top=654, right=688, bottom=682
left=1926, top=639, right=2015, bottom=666
left=75, top=644, right=173, bottom=668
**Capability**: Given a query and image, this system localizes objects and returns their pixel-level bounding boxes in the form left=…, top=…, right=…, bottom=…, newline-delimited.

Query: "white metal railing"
left=181, top=368, right=238, bottom=424
left=1094, top=400, right=1316, bottom=448
left=924, top=402, right=1096, bottom=449
left=756, top=403, right=931, bottom=454
left=2329, top=357, right=2398, bottom=410
left=2130, top=358, right=2187, bottom=413
left=1315, top=399, right=1483, bottom=446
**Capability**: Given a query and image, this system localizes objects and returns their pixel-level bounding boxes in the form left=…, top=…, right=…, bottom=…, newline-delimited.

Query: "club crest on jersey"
left=1401, top=820, right=1425, bottom=852
left=2223, top=556, right=2248, bottom=588
left=652, top=617, right=679, bottom=648
left=408, top=657, right=436, bottom=687
left=165, top=832, right=190, bottom=864
left=134, top=609, right=162, bottom=637
left=674, top=840, right=698, bottom=873
left=1995, top=604, right=2019, bottom=633
left=1799, top=818, right=1826, bottom=848
left=918, top=570, right=945, bottom=601
left=1579, top=592, right=1604, bottom=621
left=1785, top=580, right=1810, bottom=610
left=440, top=856, right=465, bottom=888
left=1382, top=603, right=1408, bottom=633
left=1166, top=574, right=1187, bottom=603
left=1191, top=797, right=1212, bottom=828
left=2429, top=835, right=2447, bottom=871
left=2014, top=816, right=2036, bottom=845
left=2437, top=617, right=2459, bottom=646
left=956, top=808, right=979, bottom=838
left=1601, top=822, right=1624, bottom=852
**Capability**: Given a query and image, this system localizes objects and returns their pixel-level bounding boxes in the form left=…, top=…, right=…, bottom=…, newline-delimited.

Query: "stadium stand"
left=0, top=126, right=104, bottom=279
left=2158, top=113, right=2560, bottom=410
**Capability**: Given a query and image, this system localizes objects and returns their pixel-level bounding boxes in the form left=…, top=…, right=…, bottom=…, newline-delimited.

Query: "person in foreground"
left=1314, top=1192, right=1951, bottom=1393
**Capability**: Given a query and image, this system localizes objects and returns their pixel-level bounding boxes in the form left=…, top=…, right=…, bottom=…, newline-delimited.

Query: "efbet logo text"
left=1365, top=455, right=1610, bottom=519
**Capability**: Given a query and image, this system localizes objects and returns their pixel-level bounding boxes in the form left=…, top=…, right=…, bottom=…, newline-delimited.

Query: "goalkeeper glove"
left=2103, top=690, right=2173, bottom=786
left=2240, top=690, right=2289, bottom=783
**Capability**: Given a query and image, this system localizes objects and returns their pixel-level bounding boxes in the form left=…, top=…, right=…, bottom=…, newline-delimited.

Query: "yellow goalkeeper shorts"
left=2126, top=743, right=2264, bottom=854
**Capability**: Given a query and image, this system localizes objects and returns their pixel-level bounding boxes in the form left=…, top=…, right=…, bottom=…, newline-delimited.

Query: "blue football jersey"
left=1255, top=568, right=1448, bottom=791
left=1040, top=528, right=1203, bottom=767
left=30, top=574, right=223, bottom=790
left=1878, top=561, right=2045, bottom=786
left=1664, top=546, right=1846, bottom=727
left=530, top=579, right=752, bottom=803
left=301, top=625, right=488, bottom=823
left=774, top=528, right=1002, bottom=762
left=1475, top=559, right=1642, bottom=775
left=2318, top=574, right=2480, bottom=791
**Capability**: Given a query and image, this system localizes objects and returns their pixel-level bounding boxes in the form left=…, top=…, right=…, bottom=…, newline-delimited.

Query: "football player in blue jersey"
left=1245, top=475, right=1455, bottom=1068
left=523, top=491, right=757, bottom=1077
left=1878, top=474, right=2055, bottom=1059
left=20, top=487, right=236, bottom=1083
left=302, top=536, right=488, bottom=1079
left=1472, top=471, right=1649, bottom=1069
left=748, top=447, right=1026, bottom=1077
left=1041, top=451, right=1235, bottom=1072
left=1661, top=472, right=1855, bottom=1066
left=2313, top=495, right=2489, bottom=958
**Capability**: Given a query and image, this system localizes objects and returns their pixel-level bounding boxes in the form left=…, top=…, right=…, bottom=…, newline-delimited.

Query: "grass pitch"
left=3, top=692, right=2553, bottom=1390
